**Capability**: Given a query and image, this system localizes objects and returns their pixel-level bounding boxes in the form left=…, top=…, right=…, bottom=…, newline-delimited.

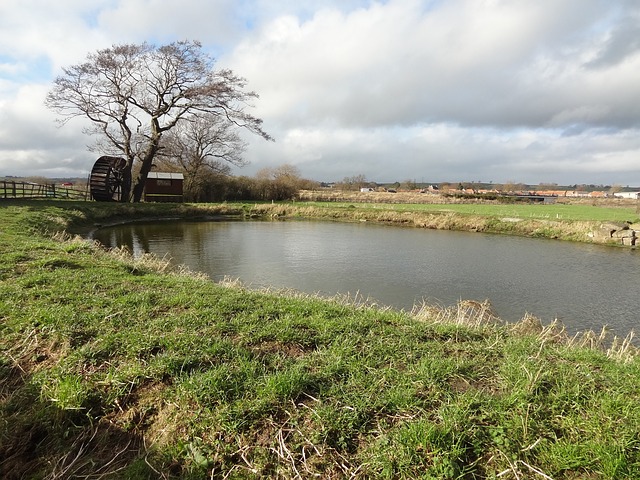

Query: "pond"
left=91, top=219, right=640, bottom=336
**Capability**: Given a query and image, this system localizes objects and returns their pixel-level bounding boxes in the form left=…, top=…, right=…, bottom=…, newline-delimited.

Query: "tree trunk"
left=132, top=159, right=153, bottom=202
left=131, top=128, right=161, bottom=202
left=120, top=167, right=132, bottom=202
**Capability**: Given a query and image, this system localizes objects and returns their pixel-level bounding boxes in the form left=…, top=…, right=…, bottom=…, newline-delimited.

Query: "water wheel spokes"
left=89, top=156, right=127, bottom=202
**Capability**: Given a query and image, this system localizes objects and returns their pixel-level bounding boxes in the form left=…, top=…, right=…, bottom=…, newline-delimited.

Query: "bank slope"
left=1, top=201, right=639, bottom=479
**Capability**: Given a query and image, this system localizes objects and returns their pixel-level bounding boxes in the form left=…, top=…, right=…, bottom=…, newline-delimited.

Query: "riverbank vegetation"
left=1, top=201, right=640, bottom=479
left=248, top=199, right=639, bottom=246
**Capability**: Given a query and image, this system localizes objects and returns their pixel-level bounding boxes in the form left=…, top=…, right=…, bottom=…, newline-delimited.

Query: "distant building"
left=144, top=172, right=184, bottom=202
left=614, top=192, right=640, bottom=200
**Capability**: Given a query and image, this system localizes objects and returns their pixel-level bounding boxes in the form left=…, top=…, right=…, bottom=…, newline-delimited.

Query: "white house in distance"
left=614, top=192, right=640, bottom=200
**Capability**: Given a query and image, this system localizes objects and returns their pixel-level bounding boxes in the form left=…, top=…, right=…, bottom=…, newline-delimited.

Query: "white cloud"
left=95, top=0, right=242, bottom=50
left=0, top=0, right=639, bottom=184
left=0, top=83, right=92, bottom=177
left=229, top=0, right=640, bottom=130
left=0, top=0, right=112, bottom=74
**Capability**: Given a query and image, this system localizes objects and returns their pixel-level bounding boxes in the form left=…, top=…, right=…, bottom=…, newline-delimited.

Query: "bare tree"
left=46, top=40, right=272, bottom=202
left=156, top=113, right=246, bottom=199
left=608, top=184, right=623, bottom=195
left=402, top=179, right=417, bottom=191
left=255, top=164, right=306, bottom=200
left=338, top=174, right=368, bottom=191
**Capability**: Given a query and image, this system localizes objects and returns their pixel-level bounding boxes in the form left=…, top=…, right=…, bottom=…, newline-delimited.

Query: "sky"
left=0, top=0, right=639, bottom=186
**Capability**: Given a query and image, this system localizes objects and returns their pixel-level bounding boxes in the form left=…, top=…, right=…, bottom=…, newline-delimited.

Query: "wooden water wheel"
left=89, top=156, right=127, bottom=201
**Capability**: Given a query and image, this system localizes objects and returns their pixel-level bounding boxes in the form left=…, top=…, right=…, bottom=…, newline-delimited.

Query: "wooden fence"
left=0, top=181, right=88, bottom=200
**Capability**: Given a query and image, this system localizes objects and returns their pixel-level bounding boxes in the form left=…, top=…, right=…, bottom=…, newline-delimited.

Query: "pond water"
left=91, top=219, right=640, bottom=336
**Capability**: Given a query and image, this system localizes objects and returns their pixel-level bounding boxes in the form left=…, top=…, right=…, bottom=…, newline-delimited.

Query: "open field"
left=298, top=189, right=640, bottom=211
left=1, top=201, right=640, bottom=479
left=294, top=200, right=639, bottom=222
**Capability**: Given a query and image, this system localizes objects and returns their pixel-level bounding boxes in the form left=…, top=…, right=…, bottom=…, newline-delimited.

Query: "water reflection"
left=91, top=219, right=640, bottom=335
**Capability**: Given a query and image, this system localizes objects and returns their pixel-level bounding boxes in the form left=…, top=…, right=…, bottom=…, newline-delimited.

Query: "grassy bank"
left=1, top=201, right=640, bottom=479
left=245, top=200, right=640, bottom=247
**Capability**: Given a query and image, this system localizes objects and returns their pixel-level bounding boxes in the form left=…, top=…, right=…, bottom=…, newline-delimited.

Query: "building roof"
left=147, top=172, right=184, bottom=180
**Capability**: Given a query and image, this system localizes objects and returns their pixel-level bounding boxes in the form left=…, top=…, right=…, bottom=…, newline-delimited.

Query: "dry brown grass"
left=412, top=298, right=638, bottom=362
left=298, top=189, right=639, bottom=208
left=412, top=299, right=501, bottom=328
left=298, top=189, right=484, bottom=205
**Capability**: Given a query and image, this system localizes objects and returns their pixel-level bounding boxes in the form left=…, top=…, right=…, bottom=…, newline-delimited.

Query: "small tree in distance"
left=339, top=175, right=368, bottom=191
left=255, top=164, right=306, bottom=200
left=46, top=40, right=272, bottom=202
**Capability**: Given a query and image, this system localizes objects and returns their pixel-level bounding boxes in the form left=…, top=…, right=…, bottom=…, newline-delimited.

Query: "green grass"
left=1, top=200, right=639, bottom=479
left=298, top=200, right=639, bottom=222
